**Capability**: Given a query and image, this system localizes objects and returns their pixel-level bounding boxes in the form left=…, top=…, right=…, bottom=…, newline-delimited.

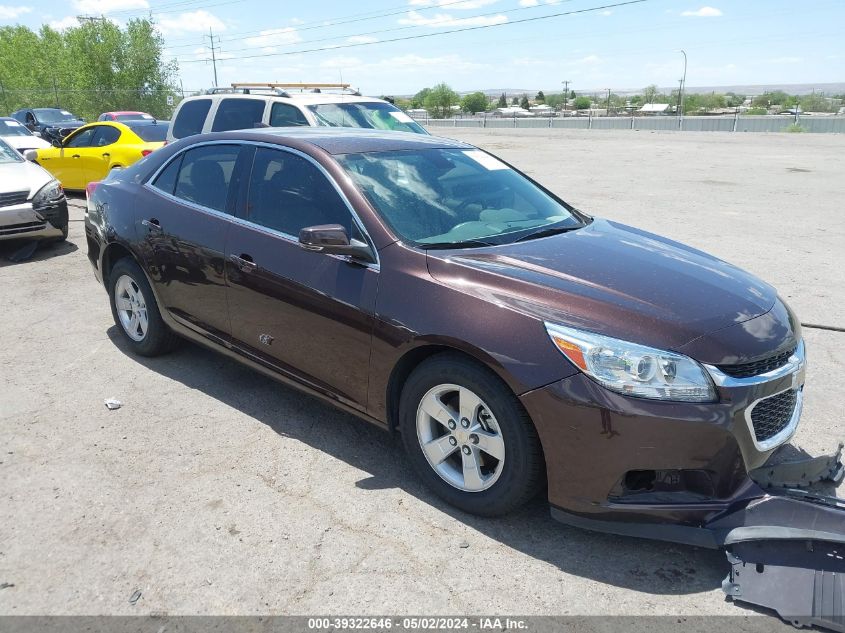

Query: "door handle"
left=71, top=154, right=80, bottom=159
left=141, top=218, right=162, bottom=232
left=229, top=253, right=257, bottom=272
left=102, top=152, right=110, bottom=158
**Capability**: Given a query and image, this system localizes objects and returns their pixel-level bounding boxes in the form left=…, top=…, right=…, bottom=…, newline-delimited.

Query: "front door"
left=137, top=142, right=248, bottom=343
left=42, top=126, right=96, bottom=189
left=226, top=146, right=378, bottom=410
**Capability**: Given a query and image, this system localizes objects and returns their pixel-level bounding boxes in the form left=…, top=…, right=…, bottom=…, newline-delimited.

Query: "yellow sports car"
left=29, top=120, right=167, bottom=190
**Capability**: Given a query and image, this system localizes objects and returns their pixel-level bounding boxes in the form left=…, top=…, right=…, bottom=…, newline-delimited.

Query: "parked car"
left=0, top=137, right=68, bottom=242
left=98, top=111, right=155, bottom=122
left=167, top=83, right=428, bottom=143
left=10, top=108, right=86, bottom=144
left=86, top=128, right=807, bottom=539
left=26, top=120, right=167, bottom=190
left=0, top=117, right=51, bottom=154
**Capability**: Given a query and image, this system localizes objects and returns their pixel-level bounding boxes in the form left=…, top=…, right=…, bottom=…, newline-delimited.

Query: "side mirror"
left=32, top=131, right=42, bottom=138
left=51, top=138, right=62, bottom=148
left=298, top=224, right=376, bottom=264
left=23, top=150, right=38, bottom=162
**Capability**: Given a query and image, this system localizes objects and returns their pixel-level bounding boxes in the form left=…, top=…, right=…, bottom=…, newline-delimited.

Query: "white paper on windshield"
left=6, top=120, right=24, bottom=127
left=60, top=110, right=72, bottom=115
left=389, top=111, right=414, bottom=123
left=463, top=150, right=509, bottom=171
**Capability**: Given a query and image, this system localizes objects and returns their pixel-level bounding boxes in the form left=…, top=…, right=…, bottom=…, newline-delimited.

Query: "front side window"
left=172, top=99, right=212, bottom=139
left=65, top=128, right=97, bottom=148
left=92, top=126, right=121, bottom=147
left=269, top=103, right=309, bottom=127
left=173, top=144, right=241, bottom=213
left=309, top=102, right=427, bottom=134
left=337, top=148, right=583, bottom=247
left=211, top=98, right=266, bottom=132
left=246, top=147, right=357, bottom=238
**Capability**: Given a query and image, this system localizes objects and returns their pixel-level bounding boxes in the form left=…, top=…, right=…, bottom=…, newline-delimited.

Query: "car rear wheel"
left=399, top=353, right=544, bottom=516
left=108, top=257, right=178, bottom=356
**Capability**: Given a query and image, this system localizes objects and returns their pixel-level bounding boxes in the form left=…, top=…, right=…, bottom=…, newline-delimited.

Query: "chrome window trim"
left=744, top=386, right=803, bottom=452
left=703, top=339, right=805, bottom=388
left=143, top=139, right=379, bottom=269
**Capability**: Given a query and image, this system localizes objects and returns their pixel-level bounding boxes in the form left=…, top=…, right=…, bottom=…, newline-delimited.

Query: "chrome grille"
left=718, top=346, right=796, bottom=379
left=750, top=389, right=798, bottom=443
left=0, top=190, right=29, bottom=208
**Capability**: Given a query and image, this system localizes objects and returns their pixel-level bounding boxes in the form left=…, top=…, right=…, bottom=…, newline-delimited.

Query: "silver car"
left=0, top=138, right=68, bottom=242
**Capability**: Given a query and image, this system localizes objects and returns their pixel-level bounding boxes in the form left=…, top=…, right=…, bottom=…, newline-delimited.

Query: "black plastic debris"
left=5, top=240, right=38, bottom=262
left=128, top=589, right=142, bottom=605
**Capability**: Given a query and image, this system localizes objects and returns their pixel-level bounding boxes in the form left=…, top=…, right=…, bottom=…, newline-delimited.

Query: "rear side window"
left=211, top=99, right=265, bottom=132
left=172, top=99, right=211, bottom=139
left=92, top=126, right=121, bottom=146
left=269, top=103, right=309, bottom=127
left=172, top=144, right=242, bottom=213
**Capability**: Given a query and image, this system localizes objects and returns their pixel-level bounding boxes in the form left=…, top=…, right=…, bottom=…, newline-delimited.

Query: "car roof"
left=208, top=127, right=472, bottom=155
left=182, top=92, right=390, bottom=106
left=106, top=111, right=147, bottom=115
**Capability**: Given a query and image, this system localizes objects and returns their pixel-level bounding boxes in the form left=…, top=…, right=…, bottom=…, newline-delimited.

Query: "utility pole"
left=562, top=80, right=570, bottom=116
left=204, top=28, right=220, bottom=88
left=605, top=88, right=611, bottom=116
left=678, top=49, right=687, bottom=130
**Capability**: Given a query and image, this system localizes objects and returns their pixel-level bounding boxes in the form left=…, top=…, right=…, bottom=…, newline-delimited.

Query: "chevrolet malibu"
left=85, top=129, right=805, bottom=537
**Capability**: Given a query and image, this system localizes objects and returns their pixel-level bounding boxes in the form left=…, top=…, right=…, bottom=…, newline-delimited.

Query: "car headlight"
left=545, top=322, right=716, bottom=402
left=32, top=180, right=64, bottom=210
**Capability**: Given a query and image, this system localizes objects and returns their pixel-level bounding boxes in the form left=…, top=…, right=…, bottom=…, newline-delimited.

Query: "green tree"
left=520, top=94, right=530, bottom=109
left=800, top=93, right=835, bottom=113
left=497, top=92, right=507, bottom=107
left=642, top=84, right=658, bottom=104
left=535, top=90, right=545, bottom=102
left=411, top=87, right=432, bottom=108
left=423, top=82, right=460, bottom=118
left=511, top=96, right=518, bottom=105
left=461, top=91, right=488, bottom=114
left=573, top=96, right=591, bottom=110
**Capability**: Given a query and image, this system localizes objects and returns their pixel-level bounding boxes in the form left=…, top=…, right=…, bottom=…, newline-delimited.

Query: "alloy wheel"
left=415, top=383, right=506, bottom=492
left=114, top=274, right=149, bottom=342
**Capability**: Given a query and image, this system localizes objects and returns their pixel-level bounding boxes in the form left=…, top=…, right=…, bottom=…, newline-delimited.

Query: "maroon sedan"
left=84, top=128, right=808, bottom=542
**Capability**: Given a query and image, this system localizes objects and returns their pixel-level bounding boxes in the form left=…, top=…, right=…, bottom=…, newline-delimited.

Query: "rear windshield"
left=172, top=99, right=211, bottom=139
left=0, top=119, right=32, bottom=137
left=130, top=124, right=168, bottom=142
left=309, top=102, right=427, bottom=134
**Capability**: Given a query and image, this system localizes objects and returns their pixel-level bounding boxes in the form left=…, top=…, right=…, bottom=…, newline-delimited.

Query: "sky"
left=2, top=0, right=843, bottom=95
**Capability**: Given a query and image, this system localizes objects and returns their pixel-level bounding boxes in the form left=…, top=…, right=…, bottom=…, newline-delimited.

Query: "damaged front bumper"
left=0, top=201, right=67, bottom=241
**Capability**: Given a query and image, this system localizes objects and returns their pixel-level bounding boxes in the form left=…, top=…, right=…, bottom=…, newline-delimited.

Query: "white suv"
left=166, top=83, right=427, bottom=142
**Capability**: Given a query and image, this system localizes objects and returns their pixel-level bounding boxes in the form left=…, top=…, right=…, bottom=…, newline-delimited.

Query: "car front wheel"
left=399, top=353, right=544, bottom=516
left=108, top=257, right=178, bottom=356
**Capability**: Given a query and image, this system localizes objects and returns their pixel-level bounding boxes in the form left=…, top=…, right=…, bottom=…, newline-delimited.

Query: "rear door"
left=210, top=98, right=267, bottom=133
left=136, top=143, right=248, bottom=342
left=225, top=146, right=378, bottom=410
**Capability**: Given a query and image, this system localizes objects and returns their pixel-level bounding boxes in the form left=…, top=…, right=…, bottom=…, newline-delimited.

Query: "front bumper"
left=0, top=200, right=67, bottom=241
left=521, top=340, right=806, bottom=527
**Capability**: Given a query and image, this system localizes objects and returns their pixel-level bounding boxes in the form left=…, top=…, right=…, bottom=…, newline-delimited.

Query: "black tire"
left=108, top=257, right=178, bottom=356
left=399, top=352, right=544, bottom=517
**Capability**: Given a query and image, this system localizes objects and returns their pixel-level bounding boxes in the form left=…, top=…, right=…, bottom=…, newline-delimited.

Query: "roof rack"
left=228, top=82, right=361, bottom=97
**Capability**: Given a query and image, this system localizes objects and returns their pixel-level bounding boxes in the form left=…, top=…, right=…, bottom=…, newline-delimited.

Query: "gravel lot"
left=1, top=130, right=842, bottom=622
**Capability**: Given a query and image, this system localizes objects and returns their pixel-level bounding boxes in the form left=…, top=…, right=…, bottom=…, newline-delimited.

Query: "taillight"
left=86, top=181, right=100, bottom=214
left=141, top=149, right=153, bottom=157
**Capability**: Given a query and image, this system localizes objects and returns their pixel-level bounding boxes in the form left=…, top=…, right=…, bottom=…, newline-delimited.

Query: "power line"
left=177, top=0, right=649, bottom=64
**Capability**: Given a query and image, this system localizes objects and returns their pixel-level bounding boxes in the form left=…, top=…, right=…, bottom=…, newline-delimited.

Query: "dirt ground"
left=0, top=129, right=842, bottom=622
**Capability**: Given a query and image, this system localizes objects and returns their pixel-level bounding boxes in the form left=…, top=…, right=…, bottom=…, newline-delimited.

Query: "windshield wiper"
left=418, top=239, right=497, bottom=250
left=513, top=225, right=582, bottom=243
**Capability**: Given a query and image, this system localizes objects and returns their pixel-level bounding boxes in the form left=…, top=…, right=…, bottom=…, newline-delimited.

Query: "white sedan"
left=0, top=137, right=68, bottom=242
left=0, top=117, right=51, bottom=155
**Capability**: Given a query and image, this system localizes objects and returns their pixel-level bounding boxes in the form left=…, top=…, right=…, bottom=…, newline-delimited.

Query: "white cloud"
left=244, top=27, right=301, bottom=49
left=399, top=9, right=507, bottom=27
left=769, top=56, right=802, bottom=64
left=518, top=0, right=538, bottom=6
left=600, top=10, right=612, bottom=16
left=48, top=15, right=80, bottom=30
left=410, top=0, right=498, bottom=8
left=73, top=0, right=147, bottom=14
left=346, top=35, right=379, bottom=44
left=158, top=10, right=225, bottom=35
left=318, top=53, right=486, bottom=74
left=680, top=6, right=722, bottom=17
left=0, top=4, right=32, bottom=19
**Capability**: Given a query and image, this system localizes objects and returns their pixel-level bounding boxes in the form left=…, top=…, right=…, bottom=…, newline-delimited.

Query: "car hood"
left=425, top=218, right=777, bottom=352
left=42, top=121, right=85, bottom=130
left=0, top=135, right=51, bottom=151
left=0, top=160, right=55, bottom=198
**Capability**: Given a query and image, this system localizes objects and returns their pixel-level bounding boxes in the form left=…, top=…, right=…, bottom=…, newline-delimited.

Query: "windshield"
left=116, top=113, right=153, bottom=121
left=129, top=123, right=168, bottom=142
left=0, top=119, right=33, bottom=137
left=34, top=109, right=78, bottom=123
left=337, top=148, right=583, bottom=247
left=0, top=139, right=24, bottom=163
left=309, top=102, right=428, bottom=134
